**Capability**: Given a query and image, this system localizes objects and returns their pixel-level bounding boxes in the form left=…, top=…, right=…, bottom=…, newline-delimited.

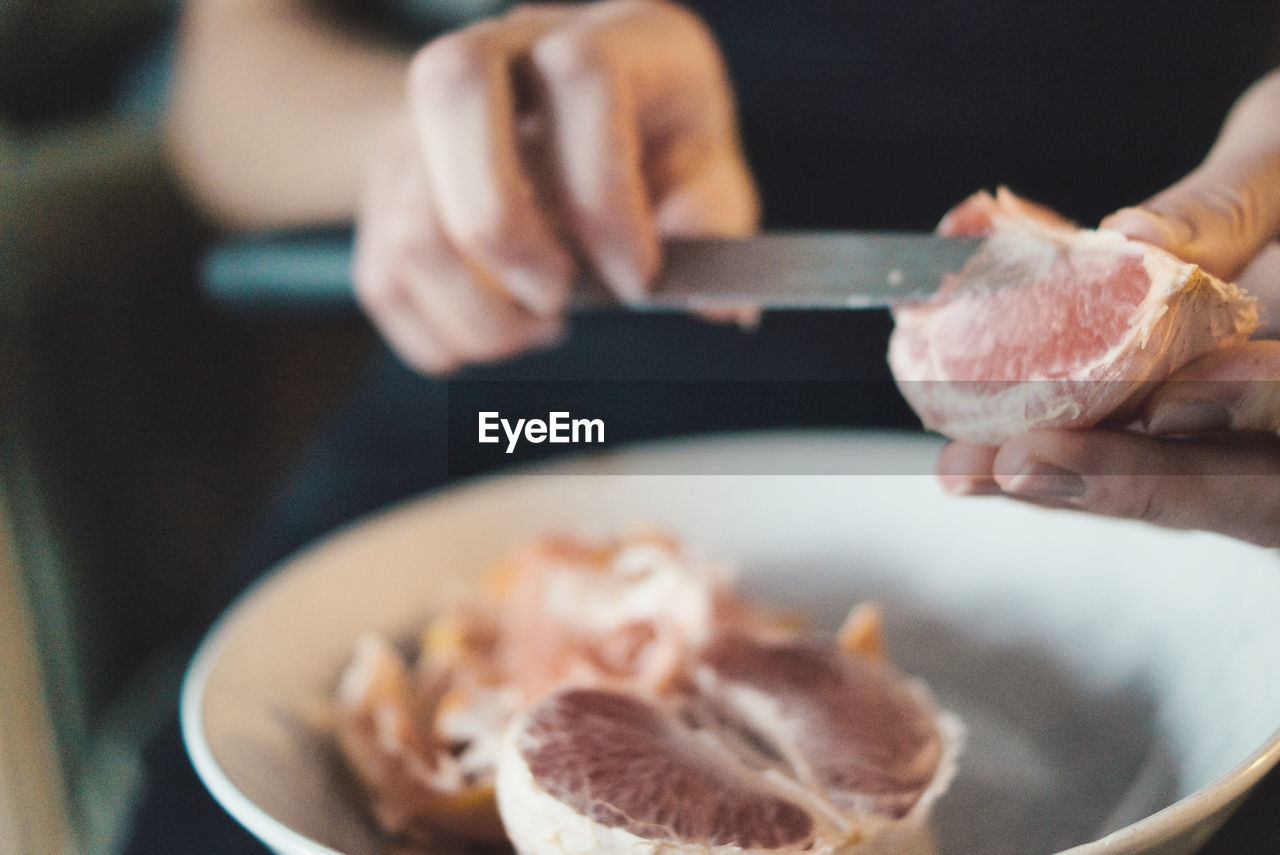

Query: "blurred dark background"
left=0, top=2, right=372, bottom=851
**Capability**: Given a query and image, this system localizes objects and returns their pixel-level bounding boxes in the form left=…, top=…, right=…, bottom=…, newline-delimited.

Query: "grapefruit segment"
left=888, top=187, right=1258, bottom=443
left=514, top=689, right=816, bottom=849
left=699, top=635, right=947, bottom=819
left=498, top=635, right=961, bottom=855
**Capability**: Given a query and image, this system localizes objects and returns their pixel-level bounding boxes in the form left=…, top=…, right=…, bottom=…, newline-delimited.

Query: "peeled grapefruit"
left=888, top=187, right=1258, bottom=443
left=497, top=634, right=960, bottom=855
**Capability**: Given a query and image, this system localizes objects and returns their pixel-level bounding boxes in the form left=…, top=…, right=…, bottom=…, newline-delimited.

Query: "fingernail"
left=597, top=250, right=650, bottom=304
left=941, top=475, right=1004, bottom=496
left=1143, top=399, right=1231, bottom=435
left=1001, top=461, right=1087, bottom=499
left=505, top=268, right=564, bottom=317
left=1101, top=207, right=1193, bottom=249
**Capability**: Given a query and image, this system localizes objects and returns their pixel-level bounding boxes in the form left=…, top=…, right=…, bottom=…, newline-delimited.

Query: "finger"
left=393, top=148, right=566, bottom=362
left=935, top=442, right=1003, bottom=495
left=354, top=119, right=562, bottom=372
left=397, top=255, right=566, bottom=365
left=355, top=222, right=460, bottom=374
left=371, top=287, right=463, bottom=375
left=1141, top=340, right=1280, bottom=435
left=528, top=0, right=752, bottom=301
left=374, top=163, right=564, bottom=365
left=1236, top=241, right=1280, bottom=336
left=651, top=139, right=760, bottom=239
left=1100, top=69, right=1280, bottom=280
left=407, top=16, right=575, bottom=315
left=989, top=429, right=1280, bottom=547
left=525, top=14, right=658, bottom=301
left=655, top=139, right=761, bottom=326
left=353, top=121, right=460, bottom=374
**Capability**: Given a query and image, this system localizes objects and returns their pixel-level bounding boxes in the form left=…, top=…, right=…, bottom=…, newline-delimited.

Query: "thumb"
left=1101, top=69, right=1280, bottom=281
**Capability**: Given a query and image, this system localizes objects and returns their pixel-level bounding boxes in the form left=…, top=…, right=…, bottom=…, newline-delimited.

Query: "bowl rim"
left=183, top=596, right=346, bottom=855
left=180, top=430, right=1280, bottom=855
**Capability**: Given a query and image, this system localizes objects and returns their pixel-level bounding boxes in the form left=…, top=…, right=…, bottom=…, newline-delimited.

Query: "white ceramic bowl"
left=182, top=431, right=1280, bottom=855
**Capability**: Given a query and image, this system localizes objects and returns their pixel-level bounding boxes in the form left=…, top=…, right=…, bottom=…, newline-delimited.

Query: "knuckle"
left=457, top=336, right=508, bottom=364
left=419, top=349, right=459, bottom=376
left=352, top=269, right=397, bottom=319
left=408, top=27, right=499, bottom=102
left=352, top=246, right=392, bottom=296
left=450, top=210, right=524, bottom=264
left=559, top=182, right=630, bottom=238
left=352, top=241, right=389, bottom=304
left=1204, top=182, right=1263, bottom=239
left=444, top=325, right=506, bottom=365
left=384, top=214, right=429, bottom=262
left=572, top=204, right=648, bottom=266
left=1111, top=477, right=1170, bottom=525
left=564, top=196, right=609, bottom=238
left=572, top=210, right=630, bottom=264
left=447, top=298, right=539, bottom=363
left=530, top=28, right=610, bottom=88
left=405, top=344, right=456, bottom=377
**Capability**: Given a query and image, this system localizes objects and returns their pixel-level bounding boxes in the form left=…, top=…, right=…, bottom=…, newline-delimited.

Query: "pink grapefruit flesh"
left=888, top=188, right=1257, bottom=443
left=498, top=633, right=960, bottom=855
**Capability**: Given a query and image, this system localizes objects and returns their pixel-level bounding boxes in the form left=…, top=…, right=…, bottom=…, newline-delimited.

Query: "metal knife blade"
left=202, top=230, right=980, bottom=314
left=622, top=232, right=980, bottom=310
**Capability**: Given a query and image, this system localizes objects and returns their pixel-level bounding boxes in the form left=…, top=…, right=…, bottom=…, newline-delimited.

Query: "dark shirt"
left=711, top=0, right=1280, bottom=229
left=327, top=0, right=1280, bottom=228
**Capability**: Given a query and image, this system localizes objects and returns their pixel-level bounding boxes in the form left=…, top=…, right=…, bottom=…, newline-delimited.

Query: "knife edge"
left=636, top=233, right=981, bottom=309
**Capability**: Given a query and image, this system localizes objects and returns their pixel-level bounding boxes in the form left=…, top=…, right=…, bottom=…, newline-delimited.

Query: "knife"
left=202, top=230, right=981, bottom=314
